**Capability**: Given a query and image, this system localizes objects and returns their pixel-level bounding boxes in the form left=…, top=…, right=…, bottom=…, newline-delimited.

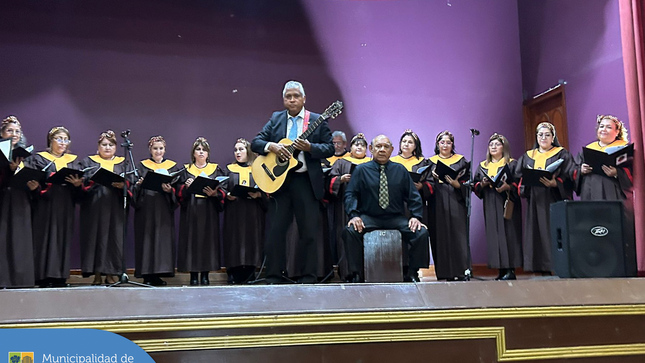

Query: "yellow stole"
left=141, top=159, right=176, bottom=172
left=429, top=154, right=463, bottom=166
left=185, top=163, right=218, bottom=178
left=480, top=159, right=513, bottom=178
left=227, top=163, right=251, bottom=186
left=38, top=152, right=77, bottom=171
left=343, top=155, right=371, bottom=165
left=390, top=155, right=424, bottom=171
left=526, top=147, right=562, bottom=170
left=585, top=139, right=627, bottom=152
left=89, top=155, right=125, bottom=172
left=327, top=152, right=349, bottom=166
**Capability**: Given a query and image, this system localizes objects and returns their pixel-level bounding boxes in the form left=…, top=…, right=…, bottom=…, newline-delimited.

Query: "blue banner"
left=2, top=329, right=154, bottom=363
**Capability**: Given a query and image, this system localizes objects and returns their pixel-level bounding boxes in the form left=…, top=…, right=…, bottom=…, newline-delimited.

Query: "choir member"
left=0, top=116, right=36, bottom=288
left=132, top=135, right=180, bottom=286
left=427, top=130, right=470, bottom=281
left=325, top=131, right=349, bottom=166
left=26, top=127, right=83, bottom=287
left=473, top=133, right=522, bottom=280
left=515, top=122, right=574, bottom=274
left=573, top=115, right=634, bottom=251
left=328, top=133, right=370, bottom=280
left=223, top=138, right=266, bottom=284
left=390, top=129, right=425, bottom=171
left=176, top=137, right=226, bottom=286
left=79, top=130, right=132, bottom=285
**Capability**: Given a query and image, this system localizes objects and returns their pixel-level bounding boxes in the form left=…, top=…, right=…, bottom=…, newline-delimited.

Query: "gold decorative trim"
left=3, top=305, right=645, bottom=333
left=131, top=327, right=645, bottom=361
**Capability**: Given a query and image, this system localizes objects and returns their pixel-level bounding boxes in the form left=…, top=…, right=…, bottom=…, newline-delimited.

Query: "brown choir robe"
left=223, top=162, right=266, bottom=283
left=516, top=147, right=574, bottom=272
left=0, top=161, right=36, bottom=287
left=328, top=156, right=371, bottom=279
left=27, top=152, right=82, bottom=284
left=78, top=155, right=133, bottom=277
left=132, top=159, right=180, bottom=278
left=473, top=159, right=522, bottom=270
left=426, top=154, right=470, bottom=280
left=176, top=163, right=226, bottom=273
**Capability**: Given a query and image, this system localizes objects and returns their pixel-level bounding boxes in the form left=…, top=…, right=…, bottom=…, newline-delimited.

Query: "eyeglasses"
left=332, top=141, right=345, bottom=145
left=54, top=138, right=71, bottom=144
left=4, top=129, right=20, bottom=135
left=537, top=133, right=552, bottom=138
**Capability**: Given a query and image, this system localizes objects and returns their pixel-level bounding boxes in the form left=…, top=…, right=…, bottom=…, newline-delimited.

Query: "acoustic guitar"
left=252, top=100, right=343, bottom=193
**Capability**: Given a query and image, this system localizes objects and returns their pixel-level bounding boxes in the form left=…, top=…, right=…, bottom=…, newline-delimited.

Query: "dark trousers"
left=265, top=172, right=320, bottom=281
left=342, top=214, right=430, bottom=279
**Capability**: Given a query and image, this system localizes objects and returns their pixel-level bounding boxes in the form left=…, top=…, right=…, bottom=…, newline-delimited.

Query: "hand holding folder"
left=90, top=168, right=126, bottom=188
left=186, top=176, right=229, bottom=196
left=582, top=144, right=634, bottom=176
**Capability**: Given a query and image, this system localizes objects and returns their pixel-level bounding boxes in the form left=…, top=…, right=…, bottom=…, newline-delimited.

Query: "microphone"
left=121, top=129, right=131, bottom=138
left=470, top=128, right=480, bottom=136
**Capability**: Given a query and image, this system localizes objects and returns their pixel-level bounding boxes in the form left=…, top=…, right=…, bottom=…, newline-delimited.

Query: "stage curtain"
left=619, top=0, right=645, bottom=272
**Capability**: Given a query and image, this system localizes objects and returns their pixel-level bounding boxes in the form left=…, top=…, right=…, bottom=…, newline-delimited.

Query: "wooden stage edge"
left=3, top=278, right=645, bottom=362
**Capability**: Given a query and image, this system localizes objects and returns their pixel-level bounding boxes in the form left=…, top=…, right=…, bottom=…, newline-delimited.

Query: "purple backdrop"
left=0, top=0, right=628, bottom=269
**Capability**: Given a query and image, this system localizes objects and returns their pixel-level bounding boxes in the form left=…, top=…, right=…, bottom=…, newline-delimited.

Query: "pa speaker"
left=550, top=201, right=636, bottom=278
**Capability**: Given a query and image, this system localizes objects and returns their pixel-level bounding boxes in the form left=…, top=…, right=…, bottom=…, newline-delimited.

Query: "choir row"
left=0, top=113, right=634, bottom=287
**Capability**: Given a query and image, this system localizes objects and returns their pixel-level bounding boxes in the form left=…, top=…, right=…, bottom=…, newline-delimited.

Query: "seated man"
left=342, top=134, right=429, bottom=282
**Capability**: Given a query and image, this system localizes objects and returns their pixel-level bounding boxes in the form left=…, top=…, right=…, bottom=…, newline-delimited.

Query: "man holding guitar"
left=251, top=81, right=334, bottom=284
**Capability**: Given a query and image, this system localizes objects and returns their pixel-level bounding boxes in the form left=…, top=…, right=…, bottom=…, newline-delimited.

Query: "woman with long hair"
left=473, top=133, right=522, bottom=280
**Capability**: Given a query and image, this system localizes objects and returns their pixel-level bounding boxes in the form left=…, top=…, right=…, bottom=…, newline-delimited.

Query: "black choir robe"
left=223, top=162, right=266, bottom=274
left=78, top=155, right=132, bottom=277
left=176, top=163, right=226, bottom=273
left=0, top=161, right=36, bottom=287
left=516, top=147, right=574, bottom=272
left=27, top=152, right=82, bottom=282
left=132, top=159, right=180, bottom=278
left=473, top=159, right=522, bottom=270
left=426, top=154, right=470, bottom=280
left=328, top=156, right=371, bottom=278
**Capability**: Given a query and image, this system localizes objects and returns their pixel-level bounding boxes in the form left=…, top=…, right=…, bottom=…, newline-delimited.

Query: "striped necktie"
left=378, top=164, right=389, bottom=209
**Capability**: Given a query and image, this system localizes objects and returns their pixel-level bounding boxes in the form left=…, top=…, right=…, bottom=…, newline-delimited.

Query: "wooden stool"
left=363, top=230, right=403, bottom=282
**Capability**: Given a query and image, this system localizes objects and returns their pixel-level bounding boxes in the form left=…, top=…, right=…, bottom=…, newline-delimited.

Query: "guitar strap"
left=293, top=110, right=311, bottom=160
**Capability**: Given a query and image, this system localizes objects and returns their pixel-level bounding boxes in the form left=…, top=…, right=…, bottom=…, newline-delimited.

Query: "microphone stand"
left=463, top=128, right=481, bottom=281
left=108, top=130, right=149, bottom=288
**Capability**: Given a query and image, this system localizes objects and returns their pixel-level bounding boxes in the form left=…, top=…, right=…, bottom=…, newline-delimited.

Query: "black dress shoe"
left=403, top=275, right=420, bottom=283
left=51, top=278, right=70, bottom=287
left=200, top=272, right=210, bottom=286
left=189, top=272, right=199, bottom=286
left=499, top=269, right=516, bottom=280
left=347, top=272, right=363, bottom=283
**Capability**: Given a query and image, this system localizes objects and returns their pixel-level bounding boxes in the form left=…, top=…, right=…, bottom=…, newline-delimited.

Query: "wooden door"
left=522, top=83, right=569, bottom=150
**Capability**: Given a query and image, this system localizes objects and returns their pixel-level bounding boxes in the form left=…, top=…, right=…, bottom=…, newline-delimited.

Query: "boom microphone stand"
left=463, top=128, right=481, bottom=281
left=108, top=129, right=149, bottom=287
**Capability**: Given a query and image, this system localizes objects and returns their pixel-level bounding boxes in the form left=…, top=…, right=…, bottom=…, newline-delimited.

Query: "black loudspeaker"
left=550, top=201, right=636, bottom=278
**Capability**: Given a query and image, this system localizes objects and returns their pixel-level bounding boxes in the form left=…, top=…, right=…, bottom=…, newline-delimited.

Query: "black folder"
left=409, top=165, right=430, bottom=183
left=583, top=144, right=634, bottom=176
left=10, top=167, right=47, bottom=189
left=47, top=167, right=83, bottom=185
left=482, top=164, right=513, bottom=188
left=140, top=171, right=176, bottom=193
left=435, top=160, right=469, bottom=182
left=90, top=167, right=125, bottom=188
left=0, top=139, right=11, bottom=166
left=11, top=145, right=33, bottom=161
left=186, top=176, right=229, bottom=196
left=229, top=184, right=260, bottom=198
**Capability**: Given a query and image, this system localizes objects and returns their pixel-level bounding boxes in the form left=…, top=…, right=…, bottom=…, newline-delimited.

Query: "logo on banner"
left=8, top=352, right=34, bottom=363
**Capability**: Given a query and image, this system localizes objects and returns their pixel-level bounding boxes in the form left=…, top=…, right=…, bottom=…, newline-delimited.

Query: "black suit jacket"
left=251, top=109, right=334, bottom=200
